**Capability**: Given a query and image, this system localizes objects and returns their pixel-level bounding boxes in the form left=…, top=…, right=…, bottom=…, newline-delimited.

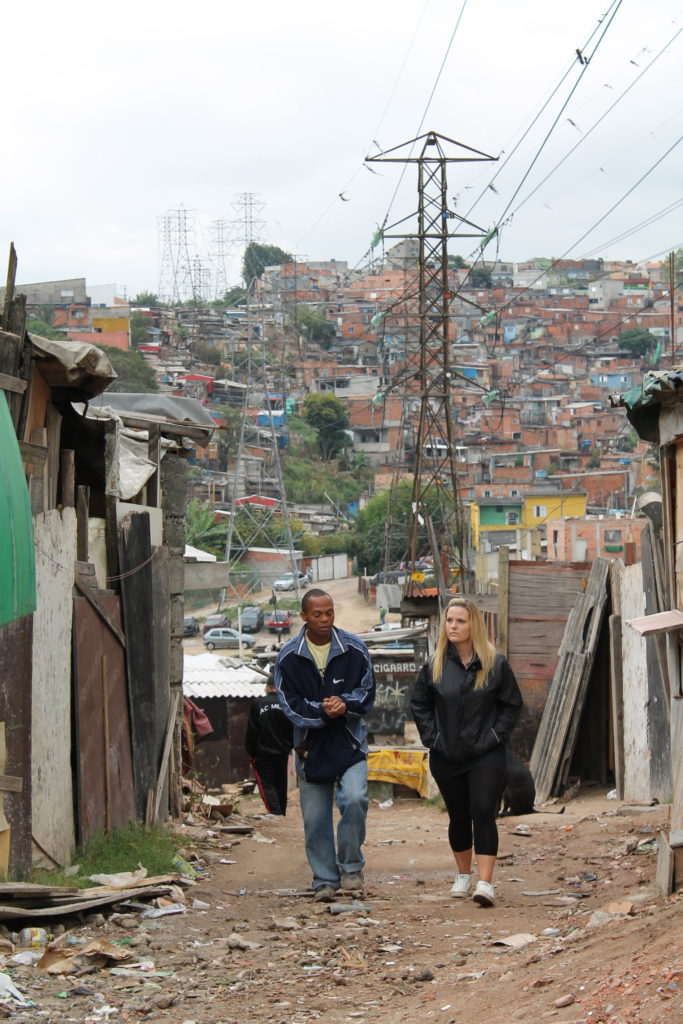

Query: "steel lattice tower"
left=209, top=218, right=231, bottom=300
left=230, top=193, right=265, bottom=282
left=367, top=131, right=496, bottom=592
left=157, top=205, right=199, bottom=304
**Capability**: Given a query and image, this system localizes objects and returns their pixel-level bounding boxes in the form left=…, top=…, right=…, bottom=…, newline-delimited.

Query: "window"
left=483, top=490, right=491, bottom=497
left=510, top=489, right=519, bottom=496
left=506, top=512, right=519, bottom=525
left=533, top=505, right=547, bottom=518
left=604, top=529, right=621, bottom=544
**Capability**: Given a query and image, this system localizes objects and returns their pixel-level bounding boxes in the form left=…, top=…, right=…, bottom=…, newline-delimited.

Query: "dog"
left=499, top=749, right=536, bottom=816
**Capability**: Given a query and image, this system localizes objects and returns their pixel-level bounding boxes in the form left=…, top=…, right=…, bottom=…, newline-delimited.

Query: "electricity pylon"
left=367, top=131, right=496, bottom=593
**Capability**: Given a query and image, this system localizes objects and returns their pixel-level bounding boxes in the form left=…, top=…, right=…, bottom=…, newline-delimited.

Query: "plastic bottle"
left=17, top=927, right=48, bottom=948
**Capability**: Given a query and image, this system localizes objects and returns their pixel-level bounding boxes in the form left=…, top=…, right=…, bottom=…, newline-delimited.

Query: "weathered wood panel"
left=73, top=595, right=135, bottom=844
left=505, top=560, right=592, bottom=758
left=620, top=562, right=654, bottom=803
left=0, top=614, right=32, bottom=877
left=32, top=509, right=76, bottom=867
left=118, top=511, right=157, bottom=819
left=530, top=558, right=610, bottom=802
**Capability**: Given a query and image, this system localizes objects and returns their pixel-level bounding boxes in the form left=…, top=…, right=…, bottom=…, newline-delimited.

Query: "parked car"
left=369, top=570, right=406, bottom=585
left=273, top=571, right=309, bottom=591
left=183, top=616, right=200, bottom=637
left=203, top=627, right=255, bottom=651
left=372, top=622, right=403, bottom=632
left=202, top=614, right=230, bottom=634
left=239, top=606, right=264, bottom=633
left=267, top=609, right=293, bottom=634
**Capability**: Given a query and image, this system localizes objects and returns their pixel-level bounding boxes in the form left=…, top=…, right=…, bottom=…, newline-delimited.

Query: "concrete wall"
left=32, top=508, right=77, bottom=866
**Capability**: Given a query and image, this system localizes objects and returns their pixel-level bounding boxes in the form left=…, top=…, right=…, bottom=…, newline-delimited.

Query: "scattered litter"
left=219, top=859, right=236, bottom=864
left=192, top=898, right=210, bottom=910
left=11, top=949, right=43, bottom=966
left=172, top=854, right=198, bottom=878
left=378, top=799, right=394, bottom=810
left=0, top=972, right=33, bottom=1006
left=141, top=902, right=186, bottom=918
left=541, top=927, right=561, bottom=936
left=379, top=942, right=403, bottom=953
left=491, top=933, right=536, bottom=948
left=607, top=789, right=618, bottom=799
left=18, top=926, right=49, bottom=948
left=251, top=834, right=276, bottom=844
left=270, top=916, right=301, bottom=931
left=328, top=902, right=371, bottom=915
left=522, top=889, right=561, bottom=896
left=89, top=867, right=147, bottom=886
left=226, top=932, right=262, bottom=950
left=512, top=824, right=531, bottom=835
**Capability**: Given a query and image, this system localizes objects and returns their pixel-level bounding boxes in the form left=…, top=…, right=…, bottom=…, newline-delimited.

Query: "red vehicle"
left=267, top=609, right=292, bottom=635
left=202, top=614, right=230, bottom=634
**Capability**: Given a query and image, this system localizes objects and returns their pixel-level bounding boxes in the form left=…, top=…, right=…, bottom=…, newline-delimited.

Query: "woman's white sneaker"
left=450, top=873, right=471, bottom=898
left=472, top=880, right=495, bottom=907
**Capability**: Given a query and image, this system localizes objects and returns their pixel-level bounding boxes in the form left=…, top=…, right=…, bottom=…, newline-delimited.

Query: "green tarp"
left=0, top=391, right=36, bottom=627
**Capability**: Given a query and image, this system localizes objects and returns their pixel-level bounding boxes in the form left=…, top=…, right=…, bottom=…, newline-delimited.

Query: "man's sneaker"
left=340, top=871, right=364, bottom=892
left=313, top=885, right=337, bottom=903
left=472, top=880, right=495, bottom=907
left=450, top=872, right=471, bottom=898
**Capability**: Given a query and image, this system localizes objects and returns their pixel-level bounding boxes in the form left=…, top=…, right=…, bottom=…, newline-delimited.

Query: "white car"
left=203, top=627, right=255, bottom=651
left=272, top=571, right=309, bottom=591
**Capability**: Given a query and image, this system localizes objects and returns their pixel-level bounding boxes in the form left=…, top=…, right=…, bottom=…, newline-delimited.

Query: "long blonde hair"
left=431, top=597, right=496, bottom=690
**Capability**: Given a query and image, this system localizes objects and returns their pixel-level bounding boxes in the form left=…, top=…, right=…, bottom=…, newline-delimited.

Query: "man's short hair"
left=301, top=588, right=332, bottom=612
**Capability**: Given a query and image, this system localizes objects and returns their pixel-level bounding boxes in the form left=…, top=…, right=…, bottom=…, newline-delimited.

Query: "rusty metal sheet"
left=73, top=595, right=135, bottom=845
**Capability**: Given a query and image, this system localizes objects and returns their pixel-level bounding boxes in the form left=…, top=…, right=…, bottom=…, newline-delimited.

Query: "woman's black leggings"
left=432, top=751, right=506, bottom=856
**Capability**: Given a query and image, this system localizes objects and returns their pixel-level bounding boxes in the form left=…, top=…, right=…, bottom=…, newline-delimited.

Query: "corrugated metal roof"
left=183, top=652, right=267, bottom=699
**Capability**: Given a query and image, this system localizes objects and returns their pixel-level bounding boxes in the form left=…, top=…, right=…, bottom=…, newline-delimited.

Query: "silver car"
left=203, top=627, right=255, bottom=651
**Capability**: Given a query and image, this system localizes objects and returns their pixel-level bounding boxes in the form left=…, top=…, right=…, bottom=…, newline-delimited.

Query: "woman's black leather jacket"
left=410, top=646, right=522, bottom=763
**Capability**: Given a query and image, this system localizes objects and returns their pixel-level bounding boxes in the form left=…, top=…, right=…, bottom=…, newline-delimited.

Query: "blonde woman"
left=410, top=598, right=522, bottom=907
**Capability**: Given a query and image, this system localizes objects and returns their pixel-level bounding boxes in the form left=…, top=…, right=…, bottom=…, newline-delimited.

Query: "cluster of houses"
left=2, top=242, right=682, bottom=889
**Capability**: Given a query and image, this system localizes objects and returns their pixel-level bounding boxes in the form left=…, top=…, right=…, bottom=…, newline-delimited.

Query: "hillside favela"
left=1, top=7, right=683, bottom=1021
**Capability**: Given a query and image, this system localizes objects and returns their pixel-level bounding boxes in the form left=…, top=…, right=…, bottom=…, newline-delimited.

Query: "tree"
left=618, top=328, right=658, bottom=357
left=448, top=255, right=468, bottom=270
left=295, top=304, right=336, bottom=347
left=186, top=500, right=227, bottom=557
left=302, top=393, right=350, bottom=461
left=130, top=311, right=150, bottom=348
left=215, top=405, right=243, bottom=472
left=131, top=291, right=160, bottom=307
left=242, top=243, right=293, bottom=283
left=216, top=285, right=247, bottom=307
left=99, top=345, right=159, bottom=393
left=468, top=266, right=492, bottom=288
left=26, top=316, right=63, bottom=340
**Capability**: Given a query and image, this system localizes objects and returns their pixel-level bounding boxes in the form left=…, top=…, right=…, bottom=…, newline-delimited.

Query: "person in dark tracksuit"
left=274, top=589, right=376, bottom=903
left=245, top=677, right=293, bottom=816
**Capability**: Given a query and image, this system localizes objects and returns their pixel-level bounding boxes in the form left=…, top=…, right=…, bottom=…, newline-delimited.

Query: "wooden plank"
left=29, top=426, right=48, bottom=514
left=497, top=545, right=509, bottom=656
left=530, top=558, right=611, bottom=802
left=60, top=450, right=75, bottom=509
left=76, top=486, right=90, bottom=562
left=626, top=610, right=683, bottom=636
left=2, top=243, right=17, bottom=326
left=146, top=424, right=161, bottom=508
left=74, top=574, right=126, bottom=648
left=0, top=372, right=26, bottom=394
left=18, top=440, right=48, bottom=465
left=656, top=829, right=674, bottom=896
left=608, top=613, right=624, bottom=800
left=152, top=689, right=180, bottom=824
left=0, top=775, right=22, bottom=793
left=118, top=511, right=157, bottom=820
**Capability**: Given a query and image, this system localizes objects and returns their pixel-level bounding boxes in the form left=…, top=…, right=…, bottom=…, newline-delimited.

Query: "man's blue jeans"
left=297, top=759, right=368, bottom=890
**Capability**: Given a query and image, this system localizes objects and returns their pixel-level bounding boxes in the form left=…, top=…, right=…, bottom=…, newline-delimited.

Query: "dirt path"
left=11, top=789, right=680, bottom=1023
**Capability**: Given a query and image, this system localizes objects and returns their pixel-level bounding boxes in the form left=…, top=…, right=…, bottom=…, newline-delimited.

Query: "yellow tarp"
left=367, top=748, right=429, bottom=798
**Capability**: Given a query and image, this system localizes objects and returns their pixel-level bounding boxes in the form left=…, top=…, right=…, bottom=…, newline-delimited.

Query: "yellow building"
left=521, top=491, right=586, bottom=528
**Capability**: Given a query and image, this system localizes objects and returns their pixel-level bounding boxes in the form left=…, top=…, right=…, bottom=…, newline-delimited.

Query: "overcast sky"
left=2, top=0, right=681, bottom=299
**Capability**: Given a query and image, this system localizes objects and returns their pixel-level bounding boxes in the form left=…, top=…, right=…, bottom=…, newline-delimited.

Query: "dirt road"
left=13, top=789, right=680, bottom=1023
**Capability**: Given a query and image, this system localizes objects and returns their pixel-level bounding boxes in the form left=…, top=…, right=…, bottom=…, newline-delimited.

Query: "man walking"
left=274, top=589, right=376, bottom=902
left=245, top=673, right=293, bottom=816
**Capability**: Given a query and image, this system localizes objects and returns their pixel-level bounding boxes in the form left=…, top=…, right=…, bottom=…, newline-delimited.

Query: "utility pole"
left=367, top=131, right=496, bottom=595
left=157, top=205, right=199, bottom=305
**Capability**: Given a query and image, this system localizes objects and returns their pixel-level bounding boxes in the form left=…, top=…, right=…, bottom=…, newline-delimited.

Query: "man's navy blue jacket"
left=274, top=625, right=376, bottom=783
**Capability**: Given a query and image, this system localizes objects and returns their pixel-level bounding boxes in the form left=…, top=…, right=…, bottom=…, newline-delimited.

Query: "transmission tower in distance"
left=157, top=205, right=199, bottom=304
left=367, top=131, right=496, bottom=596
